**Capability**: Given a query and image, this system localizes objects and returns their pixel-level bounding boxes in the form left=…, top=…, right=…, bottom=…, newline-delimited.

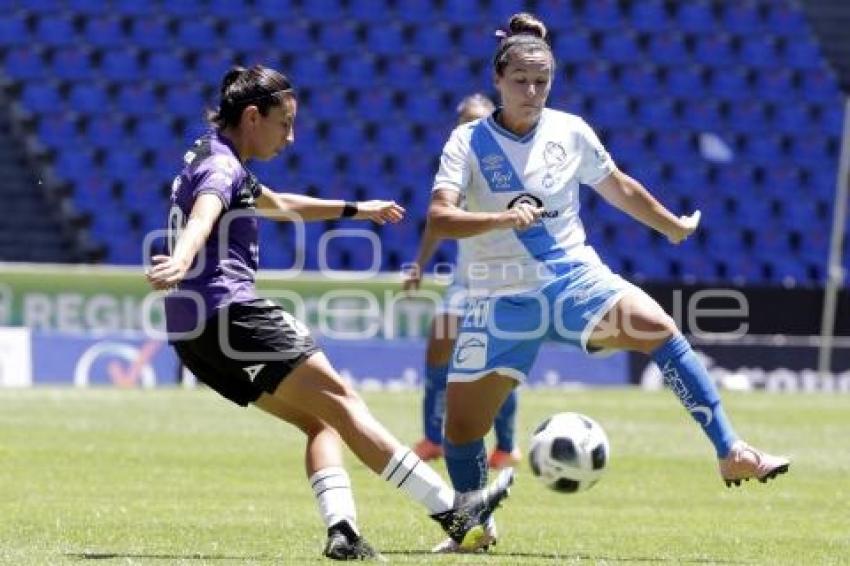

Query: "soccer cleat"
left=412, top=438, right=443, bottom=461
left=488, top=447, right=522, bottom=470
left=432, top=517, right=498, bottom=553
left=430, top=467, right=514, bottom=552
left=719, top=441, right=790, bottom=487
left=323, top=520, right=385, bottom=561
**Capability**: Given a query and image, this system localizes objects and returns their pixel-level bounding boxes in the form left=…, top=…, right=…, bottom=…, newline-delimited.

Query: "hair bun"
left=507, top=12, right=547, bottom=40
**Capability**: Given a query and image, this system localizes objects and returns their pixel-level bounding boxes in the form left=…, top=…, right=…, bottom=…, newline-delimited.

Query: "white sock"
left=309, top=466, right=359, bottom=535
left=380, top=447, right=455, bottom=515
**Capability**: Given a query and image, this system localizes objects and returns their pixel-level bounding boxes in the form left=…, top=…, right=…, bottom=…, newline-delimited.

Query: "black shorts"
left=173, top=299, right=320, bottom=406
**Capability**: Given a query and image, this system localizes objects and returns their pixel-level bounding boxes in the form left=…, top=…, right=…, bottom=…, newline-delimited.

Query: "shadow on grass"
left=382, top=550, right=751, bottom=563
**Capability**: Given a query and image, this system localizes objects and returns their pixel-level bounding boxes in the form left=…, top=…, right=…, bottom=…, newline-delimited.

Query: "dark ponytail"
left=207, top=64, right=295, bottom=129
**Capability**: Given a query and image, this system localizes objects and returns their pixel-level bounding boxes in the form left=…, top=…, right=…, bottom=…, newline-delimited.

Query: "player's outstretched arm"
left=592, top=169, right=701, bottom=244
left=427, top=188, right=543, bottom=239
left=146, top=193, right=223, bottom=290
left=257, top=185, right=404, bottom=224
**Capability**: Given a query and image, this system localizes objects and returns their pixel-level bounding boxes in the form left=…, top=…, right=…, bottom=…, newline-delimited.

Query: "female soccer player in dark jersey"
left=146, top=65, right=512, bottom=559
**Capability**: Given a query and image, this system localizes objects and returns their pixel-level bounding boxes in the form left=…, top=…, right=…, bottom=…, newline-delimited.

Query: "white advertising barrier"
left=0, top=327, right=32, bottom=387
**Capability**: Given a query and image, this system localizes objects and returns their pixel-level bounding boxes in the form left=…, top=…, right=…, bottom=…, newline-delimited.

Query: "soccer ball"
left=528, top=412, right=610, bottom=493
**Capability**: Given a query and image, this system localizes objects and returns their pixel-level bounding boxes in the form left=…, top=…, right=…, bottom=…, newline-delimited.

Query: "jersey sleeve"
left=432, top=125, right=472, bottom=195
left=191, top=154, right=241, bottom=209
left=576, top=118, right=616, bottom=186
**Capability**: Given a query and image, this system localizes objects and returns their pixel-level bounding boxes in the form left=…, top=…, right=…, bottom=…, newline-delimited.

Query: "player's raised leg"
left=271, top=351, right=514, bottom=550
left=588, top=291, right=790, bottom=486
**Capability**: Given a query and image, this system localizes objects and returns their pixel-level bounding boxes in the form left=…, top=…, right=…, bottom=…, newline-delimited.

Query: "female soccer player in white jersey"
left=427, top=13, right=789, bottom=547
left=146, top=65, right=512, bottom=559
left=405, top=93, right=521, bottom=470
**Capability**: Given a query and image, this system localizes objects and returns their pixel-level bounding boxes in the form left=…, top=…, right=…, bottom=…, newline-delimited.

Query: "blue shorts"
left=448, top=261, right=634, bottom=383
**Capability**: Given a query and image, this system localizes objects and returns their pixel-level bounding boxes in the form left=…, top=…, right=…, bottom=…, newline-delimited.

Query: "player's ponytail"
left=493, top=13, right=553, bottom=76
left=207, top=65, right=295, bottom=129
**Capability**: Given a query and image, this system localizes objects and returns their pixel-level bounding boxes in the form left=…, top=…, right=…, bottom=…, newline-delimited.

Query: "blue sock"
left=650, top=334, right=738, bottom=458
left=494, top=389, right=518, bottom=452
left=443, top=438, right=487, bottom=492
left=422, top=364, right=448, bottom=444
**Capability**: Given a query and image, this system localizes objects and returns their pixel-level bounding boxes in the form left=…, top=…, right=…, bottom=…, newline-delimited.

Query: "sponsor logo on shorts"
left=454, top=332, right=488, bottom=370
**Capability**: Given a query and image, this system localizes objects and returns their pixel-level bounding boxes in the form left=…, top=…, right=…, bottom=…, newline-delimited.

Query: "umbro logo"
left=243, top=364, right=266, bottom=382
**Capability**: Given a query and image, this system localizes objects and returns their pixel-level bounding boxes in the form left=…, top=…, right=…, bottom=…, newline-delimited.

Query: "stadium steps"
left=0, top=98, right=84, bottom=262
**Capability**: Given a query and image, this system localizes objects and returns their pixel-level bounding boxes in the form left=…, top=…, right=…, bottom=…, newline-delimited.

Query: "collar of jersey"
left=215, top=129, right=242, bottom=162
left=486, top=112, right=540, bottom=144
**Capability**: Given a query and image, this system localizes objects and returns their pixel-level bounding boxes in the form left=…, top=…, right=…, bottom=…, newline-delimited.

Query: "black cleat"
left=430, top=467, right=514, bottom=552
left=323, top=520, right=384, bottom=561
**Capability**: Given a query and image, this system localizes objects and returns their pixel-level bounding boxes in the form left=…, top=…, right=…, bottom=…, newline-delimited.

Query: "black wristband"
left=341, top=201, right=358, bottom=218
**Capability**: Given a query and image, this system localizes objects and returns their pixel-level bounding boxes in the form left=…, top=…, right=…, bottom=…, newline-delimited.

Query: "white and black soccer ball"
left=528, top=412, right=610, bottom=493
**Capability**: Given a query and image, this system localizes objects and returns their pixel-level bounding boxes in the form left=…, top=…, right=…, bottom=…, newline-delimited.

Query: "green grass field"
left=1, top=388, right=848, bottom=565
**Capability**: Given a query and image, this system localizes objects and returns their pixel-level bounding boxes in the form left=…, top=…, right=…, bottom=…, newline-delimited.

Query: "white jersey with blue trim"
left=432, top=108, right=617, bottom=295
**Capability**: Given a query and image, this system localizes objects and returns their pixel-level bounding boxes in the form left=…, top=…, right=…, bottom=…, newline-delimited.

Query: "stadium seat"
left=129, top=16, right=173, bottom=50
left=433, top=57, right=473, bottom=86
left=628, top=0, right=669, bottom=32
left=752, top=67, right=794, bottom=102
left=590, top=95, right=632, bottom=128
left=664, top=66, right=705, bottom=98
left=317, top=21, right=361, bottom=54
left=146, top=50, right=188, bottom=83
left=784, top=38, right=824, bottom=70
left=134, top=118, right=174, bottom=149
left=52, top=47, right=95, bottom=81
left=675, top=1, right=717, bottom=33
left=724, top=99, right=766, bottom=133
left=365, top=23, right=405, bottom=56
left=680, top=99, right=721, bottom=130
left=176, top=19, right=219, bottom=50
left=0, top=14, right=30, bottom=47
left=164, top=0, right=206, bottom=18
left=37, top=115, right=80, bottom=149
left=85, top=115, right=128, bottom=147
left=33, top=15, right=78, bottom=47
left=412, top=24, right=454, bottom=58
left=598, top=32, right=640, bottom=64
left=443, top=0, right=483, bottom=25
left=572, top=61, right=614, bottom=95
left=302, top=0, right=346, bottom=23
left=208, top=0, right=246, bottom=19
left=581, top=0, right=622, bottom=30
left=619, top=64, right=662, bottom=97
left=83, top=16, right=126, bottom=49
left=100, top=49, right=142, bottom=82
left=766, top=2, right=810, bottom=36
left=220, top=19, right=269, bottom=50
left=288, top=53, right=332, bottom=88
left=646, top=31, right=691, bottom=66
left=739, top=36, right=779, bottom=68
left=354, top=90, right=395, bottom=122
left=337, top=53, right=380, bottom=88
left=552, top=31, right=593, bottom=64
left=706, top=66, right=750, bottom=98
left=20, top=83, right=63, bottom=114
left=115, top=83, right=159, bottom=117
left=163, top=82, right=206, bottom=119
left=801, top=67, right=841, bottom=102
left=393, top=0, right=439, bottom=25
left=693, top=34, right=734, bottom=66
left=67, top=0, right=107, bottom=15
left=720, top=2, right=766, bottom=35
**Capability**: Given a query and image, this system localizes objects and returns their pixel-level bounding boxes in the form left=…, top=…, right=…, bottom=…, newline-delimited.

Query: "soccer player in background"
left=146, top=65, right=513, bottom=559
left=426, top=13, right=790, bottom=551
left=404, top=93, right=521, bottom=470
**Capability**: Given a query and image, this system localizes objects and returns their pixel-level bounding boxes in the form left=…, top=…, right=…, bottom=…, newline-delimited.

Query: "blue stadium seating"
left=0, top=0, right=840, bottom=285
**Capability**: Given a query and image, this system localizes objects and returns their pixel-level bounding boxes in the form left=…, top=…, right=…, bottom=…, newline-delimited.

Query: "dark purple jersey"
left=164, top=131, right=262, bottom=337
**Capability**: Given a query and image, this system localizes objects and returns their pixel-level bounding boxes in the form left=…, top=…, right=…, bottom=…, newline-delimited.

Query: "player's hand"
left=498, top=203, right=544, bottom=231
left=355, top=200, right=405, bottom=225
left=146, top=255, right=189, bottom=290
left=402, top=263, right=423, bottom=292
left=666, top=210, right=701, bottom=244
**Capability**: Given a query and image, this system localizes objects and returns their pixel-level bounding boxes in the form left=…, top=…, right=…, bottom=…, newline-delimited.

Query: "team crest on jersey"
left=481, top=153, right=505, bottom=171
left=542, top=141, right=570, bottom=189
